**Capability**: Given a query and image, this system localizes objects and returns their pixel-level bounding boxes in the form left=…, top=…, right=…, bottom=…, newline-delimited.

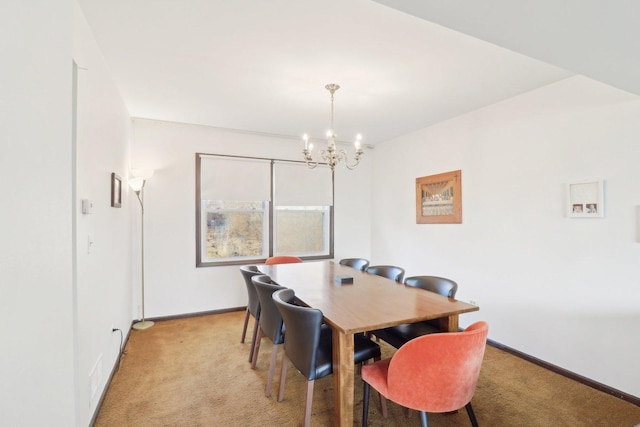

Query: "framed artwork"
left=416, top=170, right=462, bottom=224
left=111, top=173, right=122, bottom=208
left=567, top=179, right=603, bottom=218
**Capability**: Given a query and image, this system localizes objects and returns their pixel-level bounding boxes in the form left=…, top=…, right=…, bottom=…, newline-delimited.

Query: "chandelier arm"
left=337, top=149, right=364, bottom=170
left=303, top=149, right=319, bottom=169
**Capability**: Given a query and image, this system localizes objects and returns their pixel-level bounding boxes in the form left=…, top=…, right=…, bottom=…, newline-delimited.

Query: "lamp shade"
left=131, top=168, right=154, bottom=180
left=128, top=177, right=145, bottom=192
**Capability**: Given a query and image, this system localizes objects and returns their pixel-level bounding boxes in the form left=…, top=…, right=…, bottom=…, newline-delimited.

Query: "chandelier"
left=303, top=83, right=364, bottom=171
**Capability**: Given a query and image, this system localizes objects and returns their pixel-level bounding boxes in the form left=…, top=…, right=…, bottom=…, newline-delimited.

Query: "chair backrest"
left=366, top=265, right=405, bottom=283
left=272, top=288, right=328, bottom=381
left=339, top=258, right=370, bottom=271
left=265, top=256, right=303, bottom=265
left=386, top=321, right=489, bottom=412
left=239, top=265, right=262, bottom=316
left=252, top=275, right=286, bottom=344
left=404, top=276, right=458, bottom=298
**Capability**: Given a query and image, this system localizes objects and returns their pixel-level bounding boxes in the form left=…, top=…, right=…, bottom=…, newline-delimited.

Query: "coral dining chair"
left=264, top=255, right=303, bottom=265
left=362, top=321, right=489, bottom=427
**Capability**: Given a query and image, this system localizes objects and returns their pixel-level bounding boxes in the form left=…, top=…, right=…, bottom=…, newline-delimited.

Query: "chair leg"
left=465, top=402, right=479, bottom=427
left=251, top=328, right=262, bottom=368
left=379, top=394, right=388, bottom=418
left=362, top=381, right=370, bottom=427
left=240, top=309, right=250, bottom=343
left=368, top=356, right=387, bottom=416
left=248, top=316, right=260, bottom=362
left=419, top=411, right=429, bottom=427
left=277, top=353, right=288, bottom=402
left=265, top=343, right=280, bottom=397
left=304, top=380, right=315, bottom=427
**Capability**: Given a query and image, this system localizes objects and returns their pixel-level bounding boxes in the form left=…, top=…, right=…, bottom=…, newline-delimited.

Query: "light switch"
left=82, top=199, right=94, bottom=214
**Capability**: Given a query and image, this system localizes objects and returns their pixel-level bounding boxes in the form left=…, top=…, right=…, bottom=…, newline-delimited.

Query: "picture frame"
left=111, top=173, right=122, bottom=208
left=416, top=169, right=462, bottom=224
left=567, top=179, right=603, bottom=218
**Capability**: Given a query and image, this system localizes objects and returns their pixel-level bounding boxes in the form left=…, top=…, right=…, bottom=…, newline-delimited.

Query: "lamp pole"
left=132, top=179, right=154, bottom=330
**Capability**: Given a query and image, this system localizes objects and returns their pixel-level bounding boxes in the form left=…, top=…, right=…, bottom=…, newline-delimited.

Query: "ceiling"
left=376, top=0, right=640, bottom=98
left=76, top=0, right=637, bottom=146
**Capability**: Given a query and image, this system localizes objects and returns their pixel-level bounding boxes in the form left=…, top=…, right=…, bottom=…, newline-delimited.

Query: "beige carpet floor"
left=94, top=311, right=640, bottom=426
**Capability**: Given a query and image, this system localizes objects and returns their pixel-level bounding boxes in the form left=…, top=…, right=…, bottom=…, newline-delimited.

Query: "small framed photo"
left=416, top=170, right=462, bottom=224
left=567, top=179, right=603, bottom=218
left=111, top=173, right=122, bottom=208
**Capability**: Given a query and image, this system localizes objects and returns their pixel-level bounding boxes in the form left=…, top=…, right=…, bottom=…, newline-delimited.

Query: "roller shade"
left=200, top=156, right=271, bottom=201
left=274, top=162, right=332, bottom=206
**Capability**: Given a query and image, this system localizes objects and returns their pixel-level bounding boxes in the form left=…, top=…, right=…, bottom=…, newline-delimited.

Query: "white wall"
left=131, top=119, right=372, bottom=317
left=370, top=75, right=640, bottom=396
left=73, top=3, right=134, bottom=425
left=0, top=0, right=76, bottom=425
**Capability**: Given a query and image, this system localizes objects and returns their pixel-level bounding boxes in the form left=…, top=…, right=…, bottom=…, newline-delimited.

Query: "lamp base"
left=132, top=320, right=155, bottom=330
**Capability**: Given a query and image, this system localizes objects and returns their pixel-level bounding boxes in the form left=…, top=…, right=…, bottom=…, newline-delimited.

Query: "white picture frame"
left=567, top=179, right=604, bottom=218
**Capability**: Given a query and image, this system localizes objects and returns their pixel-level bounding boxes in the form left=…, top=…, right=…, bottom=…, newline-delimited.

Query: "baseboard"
left=145, top=306, right=246, bottom=322
left=88, top=327, right=132, bottom=427
left=488, top=339, right=640, bottom=407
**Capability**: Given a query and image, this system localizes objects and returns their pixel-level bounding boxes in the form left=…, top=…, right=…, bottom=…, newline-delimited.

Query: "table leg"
left=332, top=329, right=354, bottom=427
left=439, top=314, right=460, bottom=332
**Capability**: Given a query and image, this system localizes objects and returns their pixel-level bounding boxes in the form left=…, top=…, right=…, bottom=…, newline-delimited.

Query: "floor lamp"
left=129, top=170, right=154, bottom=330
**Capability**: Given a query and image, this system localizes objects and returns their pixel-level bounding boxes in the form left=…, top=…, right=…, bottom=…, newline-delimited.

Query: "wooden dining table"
left=259, top=260, right=479, bottom=427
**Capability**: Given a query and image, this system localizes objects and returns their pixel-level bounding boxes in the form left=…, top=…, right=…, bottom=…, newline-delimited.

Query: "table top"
left=259, top=260, right=478, bottom=334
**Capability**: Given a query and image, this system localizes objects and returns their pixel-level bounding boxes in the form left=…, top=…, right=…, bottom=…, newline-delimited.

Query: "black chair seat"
left=372, top=276, right=459, bottom=349
left=354, top=333, right=383, bottom=361
left=372, top=321, right=440, bottom=349
left=313, top=325, right=334, bottom=379
left=313, top=325, right=382, bottom=378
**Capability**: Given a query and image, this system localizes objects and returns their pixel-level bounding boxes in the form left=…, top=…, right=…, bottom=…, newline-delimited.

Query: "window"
left=202, top=200, right=269, bottom=262
left=196, top=154, right=333, bottom=266
left=274, top=206, right=330, bottom=255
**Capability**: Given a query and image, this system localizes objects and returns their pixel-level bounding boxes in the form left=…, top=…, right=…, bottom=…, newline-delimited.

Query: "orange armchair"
left=362, top=321, right=489, bottom=427
left=264, top=255, right=303, bottom=265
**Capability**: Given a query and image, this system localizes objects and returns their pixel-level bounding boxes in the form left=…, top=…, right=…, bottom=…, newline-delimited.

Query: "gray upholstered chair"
left=372, top=276, right=458, bottom=349
left=272, top=288, right=382, bottom=427
left=251, top=274, right=287, bottom=397
left=365, top=265, right=405, bottom=283
left=339, top=257, right=370, bottom=271
left=239, top=265, right=263, bottom=362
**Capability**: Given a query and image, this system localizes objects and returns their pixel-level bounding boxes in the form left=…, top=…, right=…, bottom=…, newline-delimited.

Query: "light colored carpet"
left=94, top=311, right=640, bottom=426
